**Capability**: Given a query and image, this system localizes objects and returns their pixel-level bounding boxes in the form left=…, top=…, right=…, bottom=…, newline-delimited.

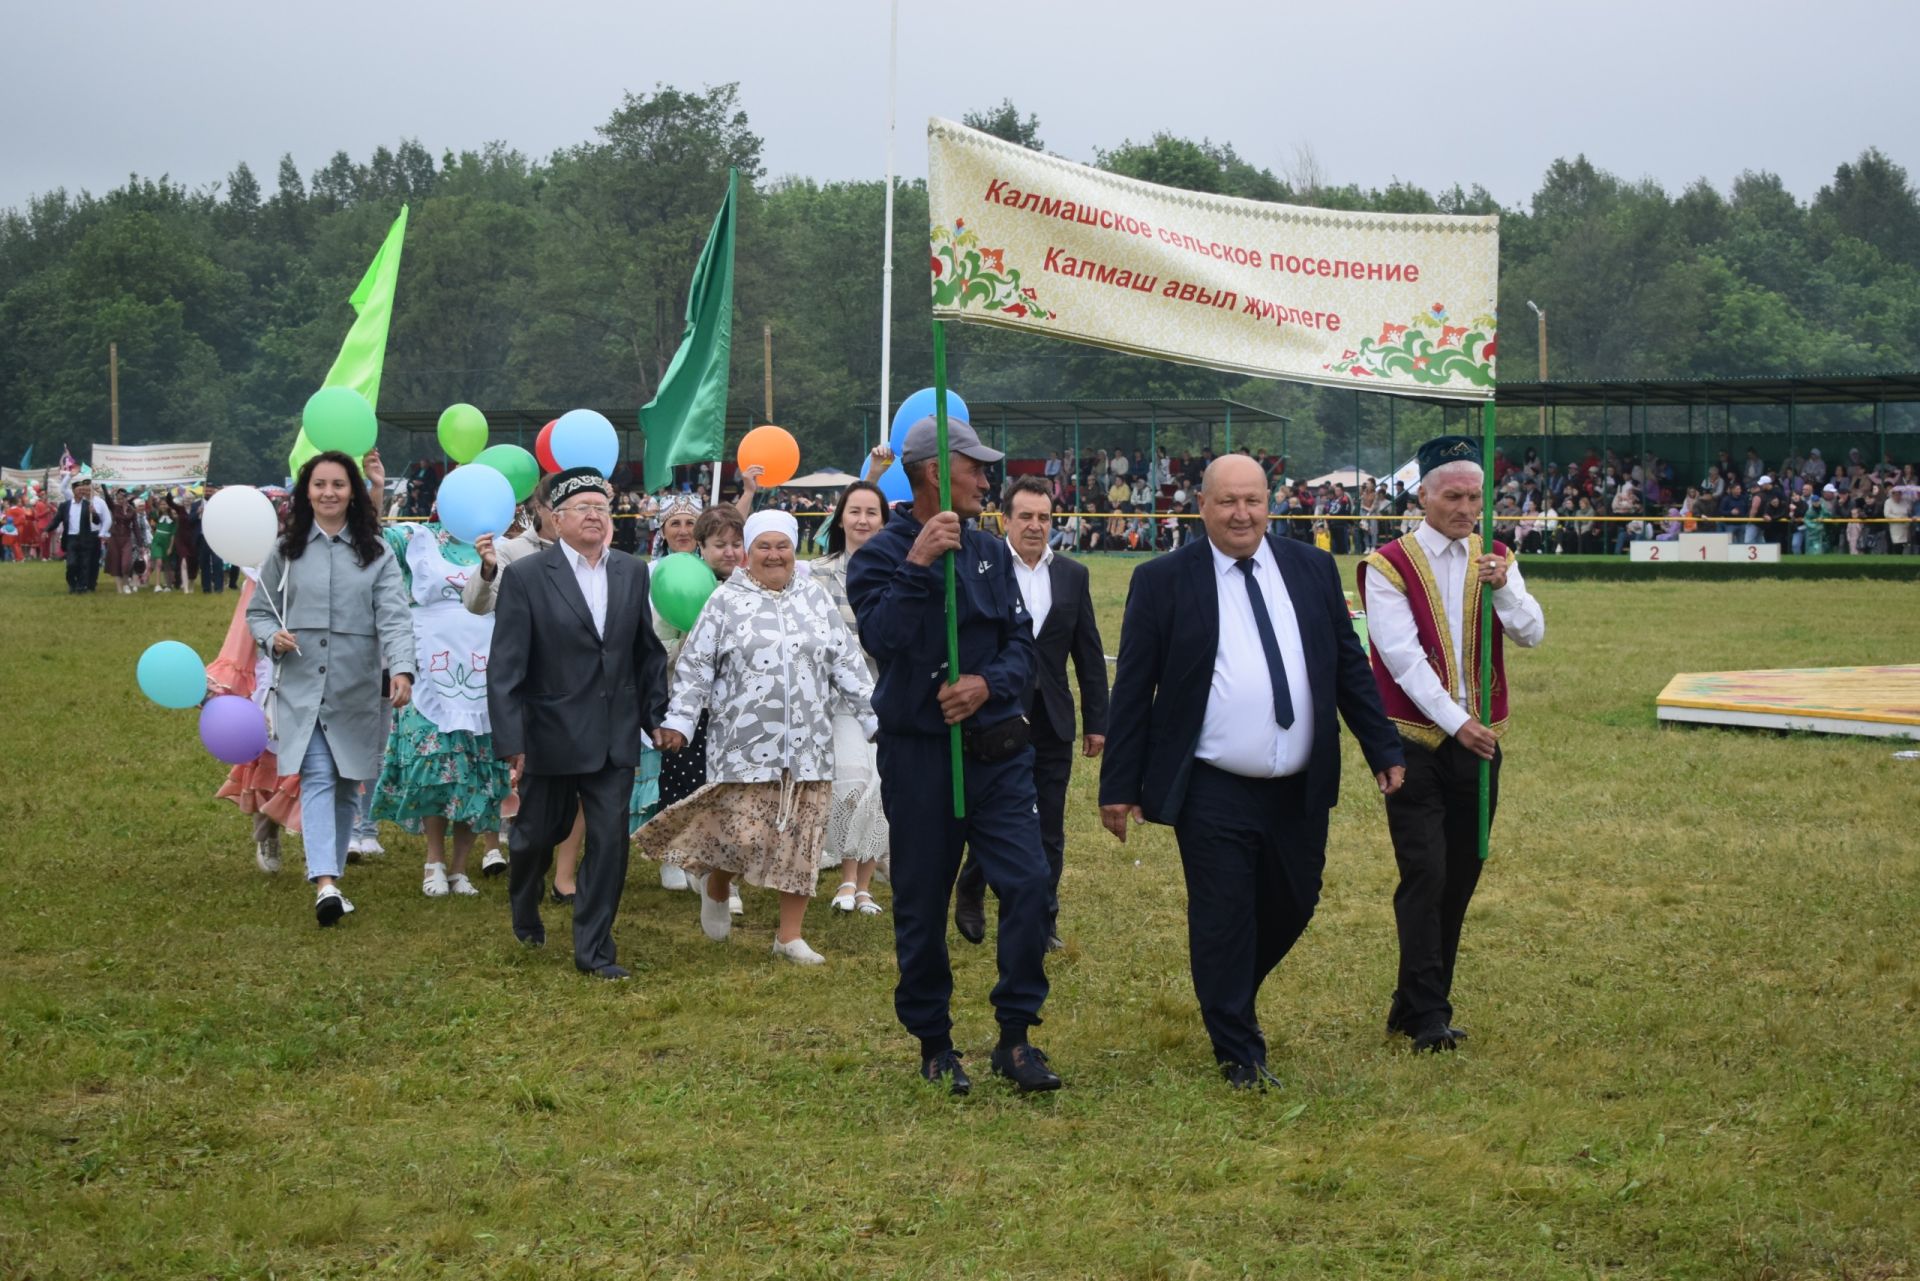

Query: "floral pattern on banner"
left=929, top=220, right=1058, bottom=321
left=1323, top=304, right=1497, bottom=389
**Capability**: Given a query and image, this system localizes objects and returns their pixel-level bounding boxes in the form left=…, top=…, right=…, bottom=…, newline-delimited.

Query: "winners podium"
left=1630, top=532, right=1780, bottom=564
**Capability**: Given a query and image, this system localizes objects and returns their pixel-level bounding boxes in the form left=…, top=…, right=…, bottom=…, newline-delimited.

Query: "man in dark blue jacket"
left=1099, top=455, right=1405, bottom=1090
left=848, top=416, right=1059, bottom=1097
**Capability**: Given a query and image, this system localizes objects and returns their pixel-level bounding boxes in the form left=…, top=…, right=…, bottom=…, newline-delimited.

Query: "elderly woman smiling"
left=643, top=510, right=876, bottom=965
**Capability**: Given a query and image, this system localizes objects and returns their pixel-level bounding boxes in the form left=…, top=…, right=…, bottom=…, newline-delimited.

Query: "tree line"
left=2, top=85, right=1916, bottom=483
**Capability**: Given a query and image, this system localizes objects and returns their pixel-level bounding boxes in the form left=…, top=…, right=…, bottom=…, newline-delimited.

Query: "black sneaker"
left=1410, top=1021, right=1459, bottom=1054
left=921, top=1049, right=971, bottom=1097
left=1220, top=1061, right=1282, bottom=1091
left=989, top=1043, right=1062, bottom=1093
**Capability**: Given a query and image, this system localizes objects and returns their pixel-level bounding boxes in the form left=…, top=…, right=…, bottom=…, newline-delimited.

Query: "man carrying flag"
left=1357, top=436, right=1546, bottom=1053
left=847, top=416, right=1059, bottom=1097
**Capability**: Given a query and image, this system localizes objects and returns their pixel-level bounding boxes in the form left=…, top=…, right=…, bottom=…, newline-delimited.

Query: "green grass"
left=2, top=558, right=1915, bottom=1279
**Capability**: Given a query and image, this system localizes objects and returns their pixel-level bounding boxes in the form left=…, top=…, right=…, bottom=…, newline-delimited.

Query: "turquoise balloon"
left=649, top=552, right=718, bottom=631
left=137, top=640, right=208, bottom=710
left=302, top=386, right=378, bottom=456
left=436, top=463, right=516, bottom=546
left=474, top=444, right=539, bottom=503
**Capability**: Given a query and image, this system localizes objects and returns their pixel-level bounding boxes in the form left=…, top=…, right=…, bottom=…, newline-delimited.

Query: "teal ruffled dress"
left=371, top=524, right=513, bottom=834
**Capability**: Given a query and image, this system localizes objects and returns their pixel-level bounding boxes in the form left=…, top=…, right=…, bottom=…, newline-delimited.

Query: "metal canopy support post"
left=1224, top=402, right=1233, bottom=454
left=1388, top=397, right=1397, bottom=480
left=1788, top=396, right=1796, bottom=467
left=1072, top=409, right=1080, bottom=510
left=1147, top=407, right=1157, bottom=552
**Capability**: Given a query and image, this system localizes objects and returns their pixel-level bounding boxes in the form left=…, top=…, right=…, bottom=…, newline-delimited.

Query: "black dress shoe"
left=515, top=931, right=546, bottom=949
left=549, top=884, right=575, bottom=906
left=579, top=964, right=630, bottom=980
left=921, top=1049, right=972, bottom=1096
left=1410, top=1022, right=1459, bottom=1054
left=954, top=890, right=986, bottom=945
left=1220, top=1061, right=1283, bottom=1091
left=989, top=1043, right=1062, bottom=1093
left=1445, top=1026, right=1468, bottom=1043
left=1044, top=933, right=1064, bottom=953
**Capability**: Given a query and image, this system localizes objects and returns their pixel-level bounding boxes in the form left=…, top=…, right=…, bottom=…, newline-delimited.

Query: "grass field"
left=2, top=556, right=1915, bottom=1280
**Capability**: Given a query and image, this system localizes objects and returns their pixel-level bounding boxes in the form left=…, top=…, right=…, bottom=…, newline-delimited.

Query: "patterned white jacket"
left=660, top=568, right=877, bottom=784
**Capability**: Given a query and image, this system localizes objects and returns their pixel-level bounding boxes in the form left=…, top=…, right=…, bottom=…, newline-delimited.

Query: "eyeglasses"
left=561, top=503, right=611, bottom=516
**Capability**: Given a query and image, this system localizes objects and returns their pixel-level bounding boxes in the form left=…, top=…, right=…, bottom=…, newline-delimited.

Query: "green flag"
left=293, top=205, right=409, bottom=473
left=641, top=170, right=736, bottom=493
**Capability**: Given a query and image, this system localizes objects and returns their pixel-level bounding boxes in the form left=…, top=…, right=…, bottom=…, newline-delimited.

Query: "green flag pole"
left=1478, top=399, right=1496, bottom=862
left=931, top=320, right=966, bottom=818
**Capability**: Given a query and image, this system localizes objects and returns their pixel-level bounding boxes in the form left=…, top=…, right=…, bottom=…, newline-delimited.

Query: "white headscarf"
left=742, top=509, right=798, bottom=550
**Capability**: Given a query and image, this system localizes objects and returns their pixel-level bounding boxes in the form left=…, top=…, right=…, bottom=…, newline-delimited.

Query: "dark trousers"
left=199, top=540, right=226, bottom=593
left=509, top=761, right=635, bottom=973
left=1172, top=762, right=1328, bottom=1068
left=65, top=533, right=101, bottom=591
left=877, top=733, right=1050, bottom=1044
left=1383, top=739, right=1501, bottom=1032
left=955, top=731, right=1072, bottom=931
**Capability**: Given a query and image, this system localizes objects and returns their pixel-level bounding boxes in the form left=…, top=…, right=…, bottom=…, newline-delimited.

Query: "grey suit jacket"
left=486, top=543, right=669, bottom=776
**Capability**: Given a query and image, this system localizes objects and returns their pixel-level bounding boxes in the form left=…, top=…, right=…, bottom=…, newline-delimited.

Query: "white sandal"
left=854, top=890, right=884, bottom=916
left=829, top=880, right=858, bottom=913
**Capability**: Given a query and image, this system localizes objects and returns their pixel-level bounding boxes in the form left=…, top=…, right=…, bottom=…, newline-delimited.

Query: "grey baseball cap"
left=899, top=415, right=1004, bottom=467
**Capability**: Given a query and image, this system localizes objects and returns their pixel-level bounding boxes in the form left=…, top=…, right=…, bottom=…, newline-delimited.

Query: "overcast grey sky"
left=3, top=0, right=1915, bottom=216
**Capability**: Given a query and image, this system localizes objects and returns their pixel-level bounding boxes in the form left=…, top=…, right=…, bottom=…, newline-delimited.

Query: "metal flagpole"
left=1478, top=399, right=1496, bottom=861
left=932, top=320, right=965, bottom=817
left=877, top=0, right=899, bottom=445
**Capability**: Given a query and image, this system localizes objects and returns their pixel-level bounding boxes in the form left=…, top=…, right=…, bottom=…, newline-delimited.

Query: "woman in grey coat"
left=247, top=451, right=415, bottom=926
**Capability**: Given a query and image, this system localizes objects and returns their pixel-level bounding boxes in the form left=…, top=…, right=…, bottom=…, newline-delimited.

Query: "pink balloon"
left=199, top=695, right=269, bottom=765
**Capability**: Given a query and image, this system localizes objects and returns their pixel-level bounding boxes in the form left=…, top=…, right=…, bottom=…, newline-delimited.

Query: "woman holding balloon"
left=246, top=450, right=415, bottom=927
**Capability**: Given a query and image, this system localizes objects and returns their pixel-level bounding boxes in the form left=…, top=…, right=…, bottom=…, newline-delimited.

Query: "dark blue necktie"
left=1235, top=558, right=1295, bottom=728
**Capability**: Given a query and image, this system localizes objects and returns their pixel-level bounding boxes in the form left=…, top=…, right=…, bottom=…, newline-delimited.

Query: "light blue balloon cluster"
left=551, top=409, right=619, bottom=476
left=436, top=463, right=516, bottom=546
left=862, top=388, right=970, bottom=502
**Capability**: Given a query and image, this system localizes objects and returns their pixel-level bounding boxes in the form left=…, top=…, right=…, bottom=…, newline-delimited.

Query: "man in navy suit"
left=1098, top=455, right=1405, bottom=1090
left=954, top=476, right=1108, bottom=952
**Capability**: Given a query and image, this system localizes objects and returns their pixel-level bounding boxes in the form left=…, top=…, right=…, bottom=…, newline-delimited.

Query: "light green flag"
left=641, top=171, right=736, bottom=493
left=291, top=205, right=409, bottom=472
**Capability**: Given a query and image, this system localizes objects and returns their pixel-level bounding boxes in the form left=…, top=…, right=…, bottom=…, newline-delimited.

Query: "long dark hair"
left=826, top=480, right=890, bottom=554
left=282, top=450, right=385, bottom=567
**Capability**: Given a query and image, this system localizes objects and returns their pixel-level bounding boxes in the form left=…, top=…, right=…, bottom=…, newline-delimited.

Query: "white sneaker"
left=480, top=848, right=508, bottom=878
left=447, top=872, right=479, bottom=896
left=358, top=835, right=385, bottom=857
left=729, top=888, right=744, bottom=916
left=771, top=936, right=825, bottom=965
left=660, top=864, right=689, bottom=891
left=698, top=874, right=732, bottom=942
left=315, top=884, right=350, bottom=927
left=255, top=840, right=281, bottom=875
left=345, top=837, right=365, bottom=864
left=422, top=863, right=450, bottom=897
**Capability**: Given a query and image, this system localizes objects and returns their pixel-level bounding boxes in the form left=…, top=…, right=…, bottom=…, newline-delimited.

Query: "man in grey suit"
left=487, top=467, right=670, bottom=980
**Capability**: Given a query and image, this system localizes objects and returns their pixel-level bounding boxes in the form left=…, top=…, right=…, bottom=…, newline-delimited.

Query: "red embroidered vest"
left=1357, top=532, right=1510, bottom=750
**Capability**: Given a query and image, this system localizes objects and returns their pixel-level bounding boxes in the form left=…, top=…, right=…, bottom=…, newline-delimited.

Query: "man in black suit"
left=1098, top=455, right=1405, bottom=1090
left=955, top=476, right=1108, bottom=952
left=487, top=467, right=669, bottom=980
left=56, top=477, right=111, bottom=593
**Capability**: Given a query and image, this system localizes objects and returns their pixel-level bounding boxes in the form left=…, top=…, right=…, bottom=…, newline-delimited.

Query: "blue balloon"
left=137, top=640, right=208, bottom=710
left=550, top=408, right=619, bottom=476
left=436, top=463, right=516, bottom=547
left=861, top=387, right=971, bottom=503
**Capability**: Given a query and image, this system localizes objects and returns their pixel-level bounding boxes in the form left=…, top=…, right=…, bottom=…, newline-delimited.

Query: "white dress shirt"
left=1363, top=520, right=1546, bottom=737
left=560, top=539, right=609, bottom=637
left=1196, top=538, right=1315, bottom=778
left=1007, top=540, right=1054, bottom=636
left=65, top=494, right=111, bottom=537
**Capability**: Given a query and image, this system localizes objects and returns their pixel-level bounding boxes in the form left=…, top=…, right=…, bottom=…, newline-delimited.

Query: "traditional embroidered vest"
left=1357, top=532, right=1510, bottom=750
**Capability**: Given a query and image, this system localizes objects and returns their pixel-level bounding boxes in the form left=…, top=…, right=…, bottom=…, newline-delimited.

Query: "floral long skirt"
left=638, top=777, right=833, bottom=898
left=370, top=704, right=513, bottom=834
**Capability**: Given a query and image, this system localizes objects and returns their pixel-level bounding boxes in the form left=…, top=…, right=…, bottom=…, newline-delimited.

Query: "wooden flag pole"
left=1477, top=398, right=1496, bottom=861
left=931, top=320, right=966, bottom=818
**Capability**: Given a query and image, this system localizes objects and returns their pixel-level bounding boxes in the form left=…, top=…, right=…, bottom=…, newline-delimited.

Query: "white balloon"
left=202, top=486, right=279, bottom=568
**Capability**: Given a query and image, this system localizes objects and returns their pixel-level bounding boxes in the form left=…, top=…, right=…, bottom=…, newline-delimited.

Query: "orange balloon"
left=737, top=425, right=800, bottom=487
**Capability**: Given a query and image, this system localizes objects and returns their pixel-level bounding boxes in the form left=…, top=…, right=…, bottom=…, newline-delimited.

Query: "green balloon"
left=303, top=386, right=378, bottom=455
left=474, top=444, right=539, bottom=503
left=288, top=430, right=321, bottom=477
left=437, top=403, right=489, bottom=463
left=650, top=552, right=718, bottom=631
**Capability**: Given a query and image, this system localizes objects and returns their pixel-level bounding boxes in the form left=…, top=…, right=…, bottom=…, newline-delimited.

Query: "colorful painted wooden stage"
left=1656, top=665, right=1920, bottom=739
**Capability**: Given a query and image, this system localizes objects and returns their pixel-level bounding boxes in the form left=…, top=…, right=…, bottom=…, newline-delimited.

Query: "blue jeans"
left=298, top=731, right=359, bottom=881
left=1790, top=530, right=1806, bottom=555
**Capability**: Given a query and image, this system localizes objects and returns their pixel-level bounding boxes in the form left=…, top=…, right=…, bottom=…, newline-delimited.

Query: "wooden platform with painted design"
left=1657, top=665, right=1920, bottom=739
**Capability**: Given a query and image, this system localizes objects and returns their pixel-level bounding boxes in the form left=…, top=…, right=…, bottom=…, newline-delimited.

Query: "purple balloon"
left=199, top=695, right=269, bottom=765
